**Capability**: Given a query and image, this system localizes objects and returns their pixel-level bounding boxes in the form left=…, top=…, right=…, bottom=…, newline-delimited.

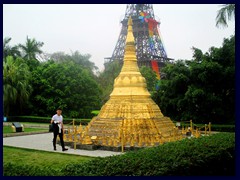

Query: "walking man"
left=51, top=107, right=68, bottom=151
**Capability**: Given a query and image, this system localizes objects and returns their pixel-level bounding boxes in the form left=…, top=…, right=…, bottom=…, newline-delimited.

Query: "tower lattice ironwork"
left=106, top=4, right=173, bottom=79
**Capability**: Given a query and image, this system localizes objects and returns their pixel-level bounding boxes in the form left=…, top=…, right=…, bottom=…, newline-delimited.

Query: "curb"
left=3, top=131, right=50, bottom=138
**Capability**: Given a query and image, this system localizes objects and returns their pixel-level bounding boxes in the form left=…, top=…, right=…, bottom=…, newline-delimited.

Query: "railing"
left=62, top=119, right=212, bottom=152
left=177, top=120, right=212, bottom=138
left=63, top=119, right=84, bottom=150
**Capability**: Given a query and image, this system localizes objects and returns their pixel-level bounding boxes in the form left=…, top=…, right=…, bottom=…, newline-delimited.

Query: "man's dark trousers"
left=52, top=124, right=64, bottom=150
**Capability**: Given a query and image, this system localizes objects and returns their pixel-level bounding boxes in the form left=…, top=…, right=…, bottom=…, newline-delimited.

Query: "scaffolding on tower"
left=105, top=4, right=174, bottom=79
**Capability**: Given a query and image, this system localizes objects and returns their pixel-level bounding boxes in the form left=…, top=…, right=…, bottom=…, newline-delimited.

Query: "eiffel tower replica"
left=105, top=4, right=173, bottom=79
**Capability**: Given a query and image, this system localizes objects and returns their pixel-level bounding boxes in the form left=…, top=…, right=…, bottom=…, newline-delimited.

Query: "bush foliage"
left=62, top=132, right=235, bottom=176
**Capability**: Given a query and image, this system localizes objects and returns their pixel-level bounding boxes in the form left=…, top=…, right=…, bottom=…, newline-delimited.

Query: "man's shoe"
left=54, top=147, right=57, bottom=151
left=62, top=148, right=68, bottom=151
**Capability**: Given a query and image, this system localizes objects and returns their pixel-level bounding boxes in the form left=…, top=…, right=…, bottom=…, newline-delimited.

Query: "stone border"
left=59, top=141, right=145, bottom=152
left=3, top=131, right=50, bottom=138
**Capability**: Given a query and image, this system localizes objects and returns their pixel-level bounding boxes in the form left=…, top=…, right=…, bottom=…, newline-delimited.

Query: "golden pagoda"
left=75, top=17, right=181, bottom=149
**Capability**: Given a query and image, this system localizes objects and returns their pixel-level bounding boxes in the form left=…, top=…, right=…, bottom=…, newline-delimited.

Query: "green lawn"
left=3, top=126, right=47, bottom=134
left=91, top=110, right=100, bottom=115
left=3, top=146, right=95, bottom=170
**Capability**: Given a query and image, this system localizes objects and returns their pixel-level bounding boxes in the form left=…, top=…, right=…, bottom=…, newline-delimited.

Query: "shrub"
left=3, top=162, right=62, bottom=176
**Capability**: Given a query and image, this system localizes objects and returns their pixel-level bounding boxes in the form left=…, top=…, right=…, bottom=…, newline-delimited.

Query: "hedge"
left=62, top=132, right=235, bottom=176
left=5, top=116, right=91, bottom=125
left=3, top=163, right=61, bottom=176
left=3, top=132, right=235, bottom=176
left=173, top=121, right=235, bottom=132
left=210, top=124, right=235, bottom=132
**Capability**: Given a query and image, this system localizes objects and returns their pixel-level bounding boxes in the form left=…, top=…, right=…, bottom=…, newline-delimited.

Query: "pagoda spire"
left=110, top=17, right=150, bottom=97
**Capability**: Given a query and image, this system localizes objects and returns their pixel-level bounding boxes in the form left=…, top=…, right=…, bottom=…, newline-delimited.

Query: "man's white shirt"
left=52, top=114, right=63, bottom=133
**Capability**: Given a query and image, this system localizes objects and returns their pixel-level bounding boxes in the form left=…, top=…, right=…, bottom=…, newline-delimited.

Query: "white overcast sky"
left=3, top=4, right=235, bottom=71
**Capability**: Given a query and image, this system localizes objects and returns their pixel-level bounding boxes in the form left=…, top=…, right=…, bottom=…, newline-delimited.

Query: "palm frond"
left=216, top=4, right=235, bottom=28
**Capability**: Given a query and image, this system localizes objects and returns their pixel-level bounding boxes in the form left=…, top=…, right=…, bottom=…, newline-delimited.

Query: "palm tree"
left=3, top=37, right=21, bottom=60
left=3, top=56, right=32, bottom=116
left=216, top=4, right=235, bottom=28
left=18, top=36, right=44, bottom=60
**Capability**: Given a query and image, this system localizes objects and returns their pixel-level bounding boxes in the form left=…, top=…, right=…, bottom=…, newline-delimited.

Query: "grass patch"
left=3, top=146, right=95, bottom=171
left=3, top=126, right=46, bottom=134
left=91, top=110, right=100, bottom=116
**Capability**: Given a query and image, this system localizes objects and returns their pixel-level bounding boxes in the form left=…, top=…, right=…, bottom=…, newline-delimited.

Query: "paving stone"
left=3, top=132, right=123, bottom=157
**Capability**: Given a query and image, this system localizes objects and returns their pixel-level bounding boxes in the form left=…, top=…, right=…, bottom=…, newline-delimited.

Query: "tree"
left=3, top=56, right=32, bottom=116
left=70, top=51, right=98, bottom=73
left=50, top=51, right=98, bottom=74
left=153, top=61, right=190, bottom=121
left=182, top=60, right=224, bottom=123
left=3, top=37, right=21, bottom=60
left=191, top=47, right=203, bottom=62
left=50, top=51, right=69, bottom=63
left=97, top=60, right=121, bottom=104
left=139, top=66, right=158, bottom=94
left=153, top=35, right=235, bottom=124
left=29, top=60, right=102, bottom=118
left=18, top=36, right=44, bottom=68
left=216, top=4, right=235, bottom=28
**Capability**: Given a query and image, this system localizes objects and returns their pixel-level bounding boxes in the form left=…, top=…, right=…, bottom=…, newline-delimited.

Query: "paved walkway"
left=3, top=132, right=123, bottom=157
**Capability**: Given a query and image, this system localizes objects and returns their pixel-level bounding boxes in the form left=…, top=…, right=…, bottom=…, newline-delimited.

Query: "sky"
left=3, top=4, right=235, bottom=71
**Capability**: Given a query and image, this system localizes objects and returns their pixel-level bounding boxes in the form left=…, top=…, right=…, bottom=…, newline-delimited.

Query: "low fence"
left=60, top=119, right=213, bottom=152
left=177, top=120, right=212, bottom=138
